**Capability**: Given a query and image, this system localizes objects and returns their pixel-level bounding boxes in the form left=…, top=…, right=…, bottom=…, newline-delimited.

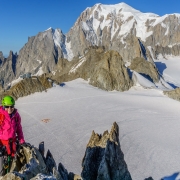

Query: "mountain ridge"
left=0, top=2, right=180, bottom=91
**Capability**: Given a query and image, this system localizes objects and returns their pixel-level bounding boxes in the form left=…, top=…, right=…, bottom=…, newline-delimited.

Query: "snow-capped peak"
left=101, top=2, right=141, bottom=14
left=45, top=27, right=53, bottom=31
left=79, top=2, right=160, bottom=42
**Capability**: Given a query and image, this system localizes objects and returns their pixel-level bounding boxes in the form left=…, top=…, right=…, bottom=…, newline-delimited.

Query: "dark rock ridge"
left=81, top=122, right=132, bottom=180
left=0, top=74, right=53, bottom=100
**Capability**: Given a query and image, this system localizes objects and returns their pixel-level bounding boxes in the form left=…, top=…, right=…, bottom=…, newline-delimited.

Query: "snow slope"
left=80, top=2, right=180, bottom=45
left=15, top=74, right=180, bottom=180
left=132, top=54, right=180, bottom=91
left=154, top=55, right=180, bottom=88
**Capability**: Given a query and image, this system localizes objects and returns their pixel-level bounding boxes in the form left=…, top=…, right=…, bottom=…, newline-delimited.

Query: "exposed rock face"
left=0, top=74, right=53, bottom=100
left=129, top=57, right=159, bottom=83
left=15, top=28, right=66, bottom=78
left=0, top=142, right=69, bottom=180
left=81, top=122, right=132, bottom=180
left=50, top=47, right=133, bottom=91
left=0, top=51, right=17, bottom=88
left=89, top=50, right=133, bottom=91
left=66, top=3, right=142, bottom=61
left=66, top=3, right=180, bottom=62
left=145, top=14, right=180, bottom=58
left=164, top=88, right=180, bottom=101
left=0, top=51, right=4, bottom=65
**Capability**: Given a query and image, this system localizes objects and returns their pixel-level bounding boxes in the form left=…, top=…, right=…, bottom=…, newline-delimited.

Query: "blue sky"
left=1, top=0, right=180, bottom=57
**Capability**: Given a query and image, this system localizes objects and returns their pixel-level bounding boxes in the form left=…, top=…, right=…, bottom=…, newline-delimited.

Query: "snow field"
left=15, top=78, right=180, bottom=180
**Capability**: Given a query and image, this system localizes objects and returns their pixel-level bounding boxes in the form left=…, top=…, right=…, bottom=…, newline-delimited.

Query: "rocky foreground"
left=1, top=122, right=154, bottom=180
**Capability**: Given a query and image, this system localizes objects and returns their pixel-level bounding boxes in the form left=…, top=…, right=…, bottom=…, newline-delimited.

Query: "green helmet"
left=2, top=95, right=15, bottom=106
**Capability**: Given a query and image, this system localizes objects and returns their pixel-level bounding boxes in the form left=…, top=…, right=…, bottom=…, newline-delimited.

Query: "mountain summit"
left=1, top=2, right=180, bottom=88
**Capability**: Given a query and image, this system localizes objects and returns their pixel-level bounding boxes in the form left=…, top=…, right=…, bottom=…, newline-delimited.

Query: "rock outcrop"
left=51, top=47, right=133, bottom=91
left=164, top=88, right=180, bottom=101
left=129, top=57, right=159, bottom=83
left=0, top=142, right=69, bottom=180
left=0, top=74, right=53, bottom=100
left=81, top=122, right=132, bottom=180
left=0, top=51, right=17, bottom=88
left=15, top=28, right=65, bottom=79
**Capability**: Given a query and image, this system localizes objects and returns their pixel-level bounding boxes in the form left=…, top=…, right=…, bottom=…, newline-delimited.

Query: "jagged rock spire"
left=81, top=122, right=132, bottom=180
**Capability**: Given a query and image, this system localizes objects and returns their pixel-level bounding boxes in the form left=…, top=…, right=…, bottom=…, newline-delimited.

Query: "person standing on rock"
left=0, top=95, right=25, bottom=175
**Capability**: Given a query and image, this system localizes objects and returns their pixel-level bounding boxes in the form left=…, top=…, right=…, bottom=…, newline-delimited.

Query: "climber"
left=0, top=95, right=25, bottom=175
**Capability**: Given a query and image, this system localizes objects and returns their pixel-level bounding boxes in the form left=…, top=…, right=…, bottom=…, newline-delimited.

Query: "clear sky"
left=1, top=0, right=180, bottom=57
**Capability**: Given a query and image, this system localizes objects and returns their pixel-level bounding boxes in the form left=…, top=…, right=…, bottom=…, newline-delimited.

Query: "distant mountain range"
left=0, top=2, right=180, bottom=91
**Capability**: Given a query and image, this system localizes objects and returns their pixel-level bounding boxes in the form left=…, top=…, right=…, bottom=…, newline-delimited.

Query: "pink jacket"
left=0, top=106, right=25, bottom=144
